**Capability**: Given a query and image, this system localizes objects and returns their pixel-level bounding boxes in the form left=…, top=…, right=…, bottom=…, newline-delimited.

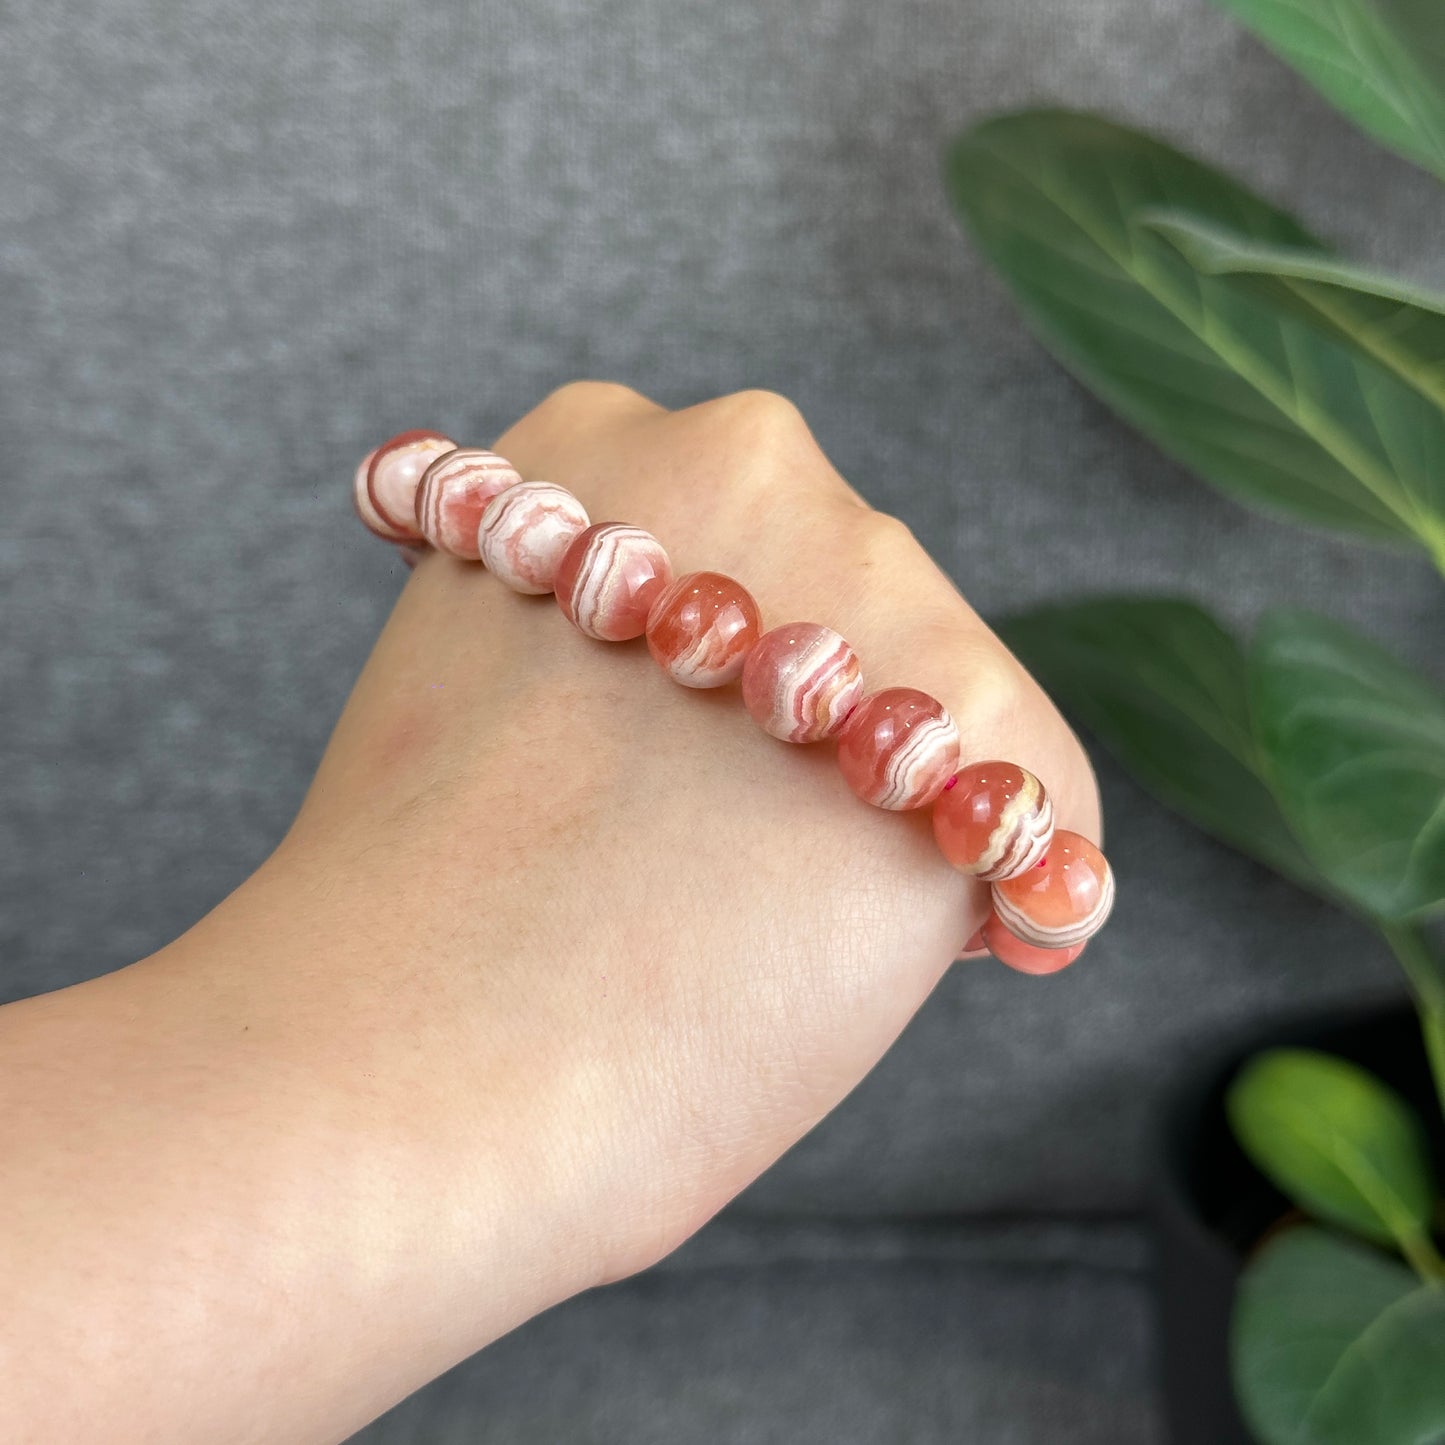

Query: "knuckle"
left=960, top=649, right=1029, bottom=733
left=912, top=617, right=1028, bottom=740
left=705, top=388, right=812, bottom=444
left=540, top=378, right=654, bottom=420
left=680, top=389, right=832, bottom=505
left=855, top=508, right=924, bottom=564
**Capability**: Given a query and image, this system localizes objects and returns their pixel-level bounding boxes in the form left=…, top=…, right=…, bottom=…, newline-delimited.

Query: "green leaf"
left=1145, top=213, right=1445, bottom=412
left=1232, top=1226, right=1418, bottom=1445
left=997, top=597, right=1329, bottom=897
left=1306, top=1280, right=1445, bottom=1444
left=1213, top=0, right=1445, bottom=182
left=1143, top=213, right=1445, bottom=568
left=1250, top=609, right=1445, bottom=921
left=1227, top=1048, right=1438, bottom=1256
left=946, top=109, right=1445, bottom=556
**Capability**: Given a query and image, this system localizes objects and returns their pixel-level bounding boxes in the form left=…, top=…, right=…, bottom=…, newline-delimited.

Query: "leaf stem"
left=1377, top=921, right=1445, bottom=1281
left=1399, top=1226, right=1445, bottom=1285
left=1381, top=920, right=1445, bottom=1125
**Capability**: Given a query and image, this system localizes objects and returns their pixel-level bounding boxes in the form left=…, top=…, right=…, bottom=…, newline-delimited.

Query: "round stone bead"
left=645, top=571, right=762, bottom=687
left=415, top=447, right=523, bottom=558
left=477, top=481, right=591, bottom=594
left=991, top=830, right=1114, bottom=950
left=555, top=522, right=673, bottom=641
left=356, top=429, right=456, bottom=543
left=981, top=913, right=1086, bottom=976
left=932, top=760, right=1055, bottom=882
left=836, top=687, right=960, bottom=810
left=741, top=623, right=864, bottom=743
left=351, top=447, right=391, bottom=539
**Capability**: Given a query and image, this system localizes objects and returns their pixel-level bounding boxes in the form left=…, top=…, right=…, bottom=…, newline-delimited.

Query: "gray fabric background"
left=3, top=0, right=1439, bottom=1438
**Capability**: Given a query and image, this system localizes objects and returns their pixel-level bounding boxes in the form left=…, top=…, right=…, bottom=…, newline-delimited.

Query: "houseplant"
left=944, top=2, right=1445, bottom=1441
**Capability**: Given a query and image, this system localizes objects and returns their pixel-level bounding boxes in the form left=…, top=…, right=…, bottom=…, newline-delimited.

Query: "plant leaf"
left=1228, top=1048, right=1437, bottom=1251
left=947, top=109, right=1445, bottom=556
left=1305, top=1280, right=1445, bottom=1444
left=1145, top=213, right=1445, bottom=412
left=1213, top=0, right=1445, bottom=182
left=1250, top=609, right=1445, bottom=920
left=997, top=597, right=1329, bottom=897
left=1232, top=1226, right=1417, bottom=1445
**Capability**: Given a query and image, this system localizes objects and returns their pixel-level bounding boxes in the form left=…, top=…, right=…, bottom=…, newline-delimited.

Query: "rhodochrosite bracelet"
left=353, top=429, right=1115, bottom=973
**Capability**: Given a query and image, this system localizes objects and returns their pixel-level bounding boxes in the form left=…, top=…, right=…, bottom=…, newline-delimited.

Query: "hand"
left=0, top=383, right=1099, bottom=1443
left=287, top=382, right=1101, bottom=1284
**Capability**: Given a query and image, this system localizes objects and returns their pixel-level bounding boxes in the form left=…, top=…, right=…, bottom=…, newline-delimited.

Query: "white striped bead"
left=741, top=623, right=864, bottom=743
left=991, top=831, right=1115, bottom=949
left=555, top=523, right=673, bottom=641
left=477, top=481, right=591, bottom=594
left=837, top=688, right=960, bottom=810
left=362, top=430, right=456, bottom=542
left=933, top=762, right=1055, bottom=882
left=416, top=448, right=523, bottom=558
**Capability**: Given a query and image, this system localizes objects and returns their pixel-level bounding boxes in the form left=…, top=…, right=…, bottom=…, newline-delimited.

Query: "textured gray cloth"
left=3, top=0, right=1431, bottom=1217
left=348, top=1219, right=1160, bottom=1445
left=2, top=0, right=1438, bottom=1438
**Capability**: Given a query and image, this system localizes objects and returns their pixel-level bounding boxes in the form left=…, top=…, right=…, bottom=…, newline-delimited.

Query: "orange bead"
left=645, top=571, right=762, bottom=687
left=836, top=688, right=959, bottom=810
left=932, top=760, right=1054, bottom=881
left=981, top=914, right=1086, bottom=975
left=991, top=830, right=1114, bottom=950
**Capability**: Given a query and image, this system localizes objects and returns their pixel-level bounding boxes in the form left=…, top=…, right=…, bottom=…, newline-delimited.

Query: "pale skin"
left=0, top=384, right=1100, bottom=1444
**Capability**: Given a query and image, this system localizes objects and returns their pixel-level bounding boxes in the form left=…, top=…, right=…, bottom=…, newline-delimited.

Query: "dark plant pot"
left=1150, top=999, right=1445, bottom=1445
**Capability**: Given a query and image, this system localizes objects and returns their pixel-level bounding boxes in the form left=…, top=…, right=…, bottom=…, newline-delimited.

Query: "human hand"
left=289, top=382, right=1101, bottom=1288
left=0, top=383, right=1102, bottom=1443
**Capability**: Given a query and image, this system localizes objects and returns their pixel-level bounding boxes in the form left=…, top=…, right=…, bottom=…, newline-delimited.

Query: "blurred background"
left=3, top=0, right=1441, bottom=1441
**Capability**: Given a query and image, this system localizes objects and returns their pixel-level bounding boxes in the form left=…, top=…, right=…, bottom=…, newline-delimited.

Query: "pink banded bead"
left=645, top=571, right=762, bottom=688
left=415, top=447, right=523, bottom=558
left=477, top=481, right=591, bottom=594
left=351, top=447, right=393, bottom=539
left=555, top=522, right=673, bottom=641
left=741, top=623, right=864, bottom=743
left=836, top=687, right=960, bottom=810
left=932, top=761, right=1055, bottom=882
left=358, top=429, right=456, bottom=543
left=991, top=830, right=1114, bottom=950
left=982, top=913, right=1086, bottom=975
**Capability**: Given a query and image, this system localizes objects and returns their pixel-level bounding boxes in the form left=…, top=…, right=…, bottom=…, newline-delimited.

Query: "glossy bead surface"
left=415, top=447, right=522, bottom=558
left=741, top=623, right=863, bottom=742
left=991, top=830, right=1114, bottom=950
left=836, top=687, right=960, bottom=810
left=351, top=447, right=395, bottom=540
left=477, top=481, right=591, bottom=594
left=555, top=522, right=673, bottom=641
left=982, top=913, right=1086, bottom=976
left=362, top=429, right=456, bottom=542
left=645, top=571, right=762, bottom=687
left=932, top=761, right=1055, bottom=881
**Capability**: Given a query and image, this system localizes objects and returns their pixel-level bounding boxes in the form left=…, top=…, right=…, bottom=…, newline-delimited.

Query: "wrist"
left=86, top=840, right=609, bottom=1436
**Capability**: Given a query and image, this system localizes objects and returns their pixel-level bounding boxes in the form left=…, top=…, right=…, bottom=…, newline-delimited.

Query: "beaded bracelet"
left=352, top=429, right=1115, bottom=975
